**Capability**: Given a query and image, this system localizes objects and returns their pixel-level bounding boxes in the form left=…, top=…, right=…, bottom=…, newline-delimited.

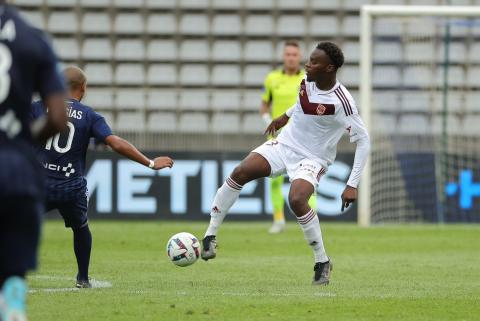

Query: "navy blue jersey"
left=0, top=5, right=65, bottom=198
left=31, top=99, right=112, bottom=200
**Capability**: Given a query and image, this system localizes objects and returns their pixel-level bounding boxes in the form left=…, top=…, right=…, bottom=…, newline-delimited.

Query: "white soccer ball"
left=166, top=232, right=200, bottom=267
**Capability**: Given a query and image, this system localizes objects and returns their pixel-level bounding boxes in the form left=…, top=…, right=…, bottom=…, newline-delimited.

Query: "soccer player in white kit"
left=201, top=42, right=370, bottom=285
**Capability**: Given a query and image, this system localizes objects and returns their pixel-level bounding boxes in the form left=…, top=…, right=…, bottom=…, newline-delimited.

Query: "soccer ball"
left=166, top=232, right=200, bottom=267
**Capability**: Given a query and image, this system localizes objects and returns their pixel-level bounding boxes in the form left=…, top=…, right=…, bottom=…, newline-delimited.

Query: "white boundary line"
left=29, top=275, right=112, bottom=293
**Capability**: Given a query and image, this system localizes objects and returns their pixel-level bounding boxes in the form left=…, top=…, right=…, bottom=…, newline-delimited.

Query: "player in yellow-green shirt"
left=260, top=40, right=317, bottom=233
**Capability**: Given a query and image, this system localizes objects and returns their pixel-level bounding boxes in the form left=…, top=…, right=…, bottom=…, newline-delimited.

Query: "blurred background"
left=11, top=0, right=480, bottom=223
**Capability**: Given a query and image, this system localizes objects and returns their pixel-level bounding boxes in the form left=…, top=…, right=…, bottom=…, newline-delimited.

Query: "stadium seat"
left=116, top=112, right=146, bottom=132
left=211, top=90, right=241, bottom=111
left=398, top=114, right=430, bottom=135
left=79, top=0, right=111, bottom=7
left=82, top=38, right=112, bottom=60
left=147, top=14, right=176, bottom=35
left=243, top=65, right=271, bottom=86
left=47, top=0, right=76, bottom=7
left=338, top=65, right=359, bottom=87
left=81, top=13, right=111, bottom=34
left=211, top=0, right=243, bottom=9
left=114, top=13, right=143, bottom=34
left=179, top=64, right=209, bottom=86
left=179, top=90, right=210, bottom=111
left=468, top=42, right=480, bottom=62
left=145, top=0, right=176, bottom=8
left=147, top=112, right=177, bottom=132
left=211, top=65, right=241, bottom=86
left=84, top=63, right=113, bottom=85
left=277, top=15, right=305, bottom=36
left=243, top=89, right=262, bottom=111
left=179, top=0, right=209, bottom=8
left=405, top=18, right=436, bottom=36
left=241, top=113, right=265, bottom=134
left=53, top=38, right=80, bottom=60
left=48, top=12, right=77, bottom=33
left=343, top=0, right=366, bottom=10
left=437, top=42, right=467, bottom=63
left=466, top=67, right=480, bottom=87
left=373, top=91, right=399, bottom=112
left=180, top=14, right=209, bottom=35
left=212, top=14, right=241, bottom=35
left=341, top=16, right=360, bottom=37
left=435, top=66, right=464, bottom=87
left=373, top=66, right=401, bottom=88
left=276, top=41, right=306, bottom=58
left=445, top=91, right=464, bottom=113
left=147, top=90, right=177, bottom=111
left=342, top=41, right=360, bottom=63
left=83, top=88, right=114, bottom=109
left=147, top=40, right=177, bottom=61
left=405, top=43, right=434, bottom=62
left=178, top=113, right=209, bottom=133
left=12, top=0, right=45, bottom=4
left=211, top=41, right=242, bottom=61
left=277, top=0, right=308, bottom=9
left=403, top=66, right=434, bottom=87
left=244, top=41, right=274, bottom=62
left=373, top=18, right=404, bottom=37
left=113, top=0, right=143, bottom=7
left=309, top=16, right=339, bottom=36
left=147, top=64, right=177, bottom=85
left=462, top=115, right=480, bottom=136
left=432, top=115, right=462, bottom=135
left=114, top=39, right=145, bottom=61
left=373, top=114, right=396, bottom=134
left=244, top=15, right=274, bottom=35
left=179, top=40, right=209, bottom=61
left=115, top=64, right=145, bottom=85
left=400, top=92, right=430, bottom=112
left=310, top=0, right=341, bottom=9
left=373, top=42, right=402, bottom=62
left=115, top=89, right=146, bottom=110
left=211, top=113, right=240, bottom=133
left=20, top=11, right=45, bottom=29
left=244, top=0, right=274, bottom=9
left=465, top=92, right=480, bottom=111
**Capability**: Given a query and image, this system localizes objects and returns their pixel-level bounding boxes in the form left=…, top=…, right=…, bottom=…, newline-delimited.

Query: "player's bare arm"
left=104, top=135, right=174, bottom=170
left=341, top=186, right=357, bottom=211
left=264, top=113, right=289, bottom=136
left=260, top=100, right=272, bottom=125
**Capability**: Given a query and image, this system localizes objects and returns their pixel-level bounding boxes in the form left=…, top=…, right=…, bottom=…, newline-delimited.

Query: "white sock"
left=297, top=209, right=329, bottom=263
left=205, top=176, right=243, bottom=237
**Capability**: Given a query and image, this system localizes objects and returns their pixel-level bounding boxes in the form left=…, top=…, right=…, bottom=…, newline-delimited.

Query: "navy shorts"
left=46, top=188, right=89, bottom=229
left=0, top=196, right=42, bottom=275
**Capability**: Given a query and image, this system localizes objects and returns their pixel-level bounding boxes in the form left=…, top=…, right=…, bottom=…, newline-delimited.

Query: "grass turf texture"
left=29, top=221, right=480, bottom=321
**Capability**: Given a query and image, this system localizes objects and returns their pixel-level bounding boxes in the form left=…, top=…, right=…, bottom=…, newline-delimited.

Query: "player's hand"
left=341, top=185, right=357, bottom=211
left=264, top=114, right=289, bottom=136
left=153, top=156, right=174, bottom=170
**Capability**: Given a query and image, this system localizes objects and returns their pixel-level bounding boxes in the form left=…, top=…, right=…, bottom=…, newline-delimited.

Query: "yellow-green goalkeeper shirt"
left=261, top=69, right=305, bottom=119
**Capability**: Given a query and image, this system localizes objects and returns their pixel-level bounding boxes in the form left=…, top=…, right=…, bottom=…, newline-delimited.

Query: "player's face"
left=283, top=45, right=301, bottom=71
left=305, top=49, right=335, bottom=82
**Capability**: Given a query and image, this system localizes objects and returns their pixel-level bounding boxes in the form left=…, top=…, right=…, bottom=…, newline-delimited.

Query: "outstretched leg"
left=289, top=179, right=331, bottom=285
left=202, top=152, right=271, bottom=260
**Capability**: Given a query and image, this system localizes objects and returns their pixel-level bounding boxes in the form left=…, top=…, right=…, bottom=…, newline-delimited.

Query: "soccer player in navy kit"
left=31, top=66, right=174, bottom=288
left=0, top=2, right=68, bottom=320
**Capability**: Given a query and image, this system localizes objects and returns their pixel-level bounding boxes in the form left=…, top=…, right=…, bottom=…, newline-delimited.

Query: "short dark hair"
left=284, top=40, right=300, bottom=48
left=316, top=42, right=344, bottom=70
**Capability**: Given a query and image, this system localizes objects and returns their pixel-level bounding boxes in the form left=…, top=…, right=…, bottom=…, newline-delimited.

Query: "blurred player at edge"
left=0, top=2, right=67, bottom=320
left=201, top=42, right=370, bottom=285
left=260, top=40, right=317, bottom=234
left=30, top=66, right=174, bottom=288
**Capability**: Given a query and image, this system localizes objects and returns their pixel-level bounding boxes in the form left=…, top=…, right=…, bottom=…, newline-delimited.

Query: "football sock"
left=73, top=224, right=92, bottom=281
left=273, top=210, right=285, bottom=223
left=297, top=209, right=329, bottom=263
left=205, top=177, right=243, bottom=237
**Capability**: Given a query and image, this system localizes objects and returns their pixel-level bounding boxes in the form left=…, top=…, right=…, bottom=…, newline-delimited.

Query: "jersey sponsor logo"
left=43, top=162, right=76, bottom=177
left=298, top=80, right=335, bottom=116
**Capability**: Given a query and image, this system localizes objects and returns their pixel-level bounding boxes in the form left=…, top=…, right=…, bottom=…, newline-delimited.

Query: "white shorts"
left=252, top=139, right=327, bottom=188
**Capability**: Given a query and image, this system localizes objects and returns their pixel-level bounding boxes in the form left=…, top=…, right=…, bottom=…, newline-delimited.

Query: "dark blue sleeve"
left=29, top=101, right=45, bottom=121
left=34, top=32, right=66, bottom=99
left=90, top=111, right=113, bottom=143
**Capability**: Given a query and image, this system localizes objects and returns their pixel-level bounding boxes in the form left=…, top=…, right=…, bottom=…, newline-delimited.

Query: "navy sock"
left=72, top=225, right=92, bottom=281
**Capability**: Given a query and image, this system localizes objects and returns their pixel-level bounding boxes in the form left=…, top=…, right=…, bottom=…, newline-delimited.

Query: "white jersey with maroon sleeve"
left=277, top=78, right=368, bottom=167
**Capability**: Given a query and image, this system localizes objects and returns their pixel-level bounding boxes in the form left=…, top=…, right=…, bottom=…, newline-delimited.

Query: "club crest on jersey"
left=316, top=104, right=327, bottom=115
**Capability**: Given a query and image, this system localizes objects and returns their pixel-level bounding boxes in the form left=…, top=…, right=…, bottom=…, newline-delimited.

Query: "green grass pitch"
left=29, top=221, right=480, bottom=321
